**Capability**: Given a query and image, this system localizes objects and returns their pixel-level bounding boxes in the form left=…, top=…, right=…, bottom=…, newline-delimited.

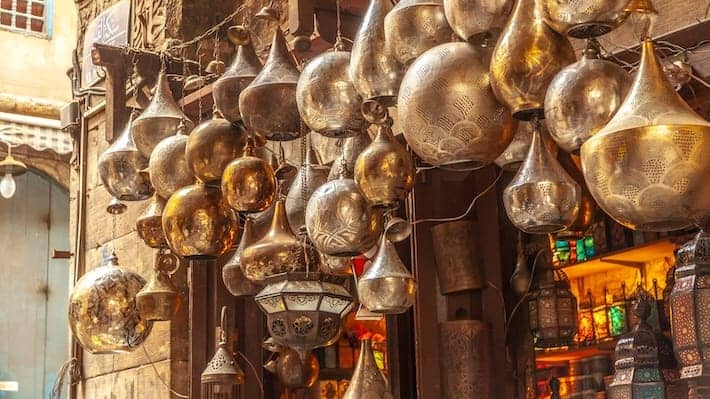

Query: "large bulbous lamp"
left=286, top=139, right=329, bottom=233
left=384, top=0, right=454, bottom=66
left=540, top=0, right=632, bottom=38
left=148, top=121, right=194, bottom=200
left=185, top=112, right=246, bottom=185
left=443, top=0, right=512, bottom=43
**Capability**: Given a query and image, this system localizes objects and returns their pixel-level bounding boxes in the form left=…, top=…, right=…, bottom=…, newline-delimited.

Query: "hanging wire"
left=237, top=351, right=265, bottom=398
left=501, top=249, right=544, bottom=342
left=142, top=344, right=190, bottom=398
left=165, top=5, right=247, bottom=53
left=50, top=358, right=80, bottom=399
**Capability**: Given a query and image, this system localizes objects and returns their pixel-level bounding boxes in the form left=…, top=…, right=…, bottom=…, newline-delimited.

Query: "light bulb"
left=0, top=172, right=16, bottom=198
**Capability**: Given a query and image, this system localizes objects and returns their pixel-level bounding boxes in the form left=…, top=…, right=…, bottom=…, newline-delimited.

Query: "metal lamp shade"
left=540, top=0, right=631, bottom=38
left=222, top=218, right=263, bottom=297
left=443, top=0, right=512, bottom=43
left=136, top=194, right=167, bottom=249
left=213, top=37, right=262, bottom=123
left=495, top=121, right=557, bottom=171
left=221, top=145, right=277, bottom=214
left=384, top=0, right=454, bottom=66
left=431, top=220, right=484, bottom=294
left=185, top=114, right=246, bottom=185
left=286, top=140, right=329, bottom=233
left=342, top=339, right=394, bottom=399
left=148, top=123, right=194, bottom=199
left=438, top=320, right=491, bottom=398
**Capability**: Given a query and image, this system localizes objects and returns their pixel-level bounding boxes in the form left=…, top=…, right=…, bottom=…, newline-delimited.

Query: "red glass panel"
left=0, top=12, right=9, bottom=25
left=30, top=18, right=42, bottom=32
left=16, top=0, right=27, bottom=13
left=31, top=3, right=43, bottom=17
left=15, top=15, right=27, bottom=29
left=0, top=0, right=11, bottom=10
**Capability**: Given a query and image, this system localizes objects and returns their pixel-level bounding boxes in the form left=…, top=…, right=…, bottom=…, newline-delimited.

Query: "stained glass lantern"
left=255, top=272, right=355, bottom=359
left=609, top=296, right=629, bottom=337
left=577, top=290, right=595, bottom=343
left=670, top=229, right=710, bottom=394
left=593, top=303, right=611, bottom=341
left=528, top=250, right=578, bottom=348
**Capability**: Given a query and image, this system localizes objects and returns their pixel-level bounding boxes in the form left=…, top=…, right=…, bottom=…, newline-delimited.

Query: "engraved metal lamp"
left=201, top=307, right=245, bottom=399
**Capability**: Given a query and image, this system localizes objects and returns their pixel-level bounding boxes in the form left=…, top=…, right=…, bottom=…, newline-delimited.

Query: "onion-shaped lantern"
left=98, top=113, right=153, bottom=201
left=328, top=130, right=372, bottom=181
left=358, top=235, right=416, bottom=314
left=222, top=218, right=263, bottom=296
left=306, top=176, right=383, bottom=256
left=255, top=272, right=355, bottom=359
left=503, top=124, right=581, bottom=233
left=528, top=250, right=578, bottom=348
left=68, top=251, right=153, bottom=354
left=132, top=72, right=192, bottom=158
left=185, top=112, right=246, bottom=185
left=148, top=121, right=194, bottom=199
left=239, top=28, right=304, bottom=141
left=384, top=0, right=454, bottom=66
left=443, top=0, right=512, bottom=43
left=495, top=121, right=557, bottom=171
left=540, top=0, right=632, bottom=38
left=398, top=42, right=516, bottom=169
left=286, top=139, right=329, bottom=233
left=545, top=44, right=631, bottom=153
left=136, top=194, right=167, bottom=248
left=162, top=182, right=238, bottom=260
left=136, top=252, right=182, bottom=321
left=213, top=26, right=262, bottom=123
left=342, top=339, right=394, bottom=399
left=490, top=0, right=576, bottom=121
left=221, top=141, right=277, bottom=213
left=296, top=43, right=363, bottom=138
left=350, top=0, right=404, bottom=104
left=581, top=40, right=710, bottom=232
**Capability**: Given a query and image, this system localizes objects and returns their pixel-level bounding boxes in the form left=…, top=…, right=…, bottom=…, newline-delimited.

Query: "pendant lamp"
left=221, top=140, right=277, bottom=213
left=540, top=0, right=632, bottom=38
left=136, top=252, right=182, bottom=321
left=490, top=0, right=576, bottom=121
left=328, top=130, right=372, bottom=181
left=185, top=112, right=246, bottom=185
left=213, top=26, right=262, bottom=123
left=495, top=121, right=557, bottom=171
left=136, top=194, right=167, bottom=249
left=286, top=138, right=329, bottom=233
left=222, top=218, right=264, bottom=296
left=398, top=42, right=516, bottom=169
left=148, top=120, right=194, bottom=199
left=443, top=0, right=512, bottom=43
left=201, top=307, right=245, bottom=397
left=581, top=39, right=710, bottom=232
left=384, top=0, right=454, bottom=66
left=342, top=339, right=394, bottom=399
left=132, top=72, right=192, bottom=158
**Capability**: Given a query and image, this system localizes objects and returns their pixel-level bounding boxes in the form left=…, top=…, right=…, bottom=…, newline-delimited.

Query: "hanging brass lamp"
left=68, top=251, right=153, bottom=354
left=240, top=199, right=307, bottom=282
left=136, top=252, right=182, bottom=321
left=342, top=339, right=394, bottom=399
left=328, top=130, right=372, bottom=181
left=306, top=175, right=384, bottom=256
left=503, top=123, right=580, bottom=234
left=545, top=42, right=631, bottom=154
left=185, top=111, right=246, bottom=185
left=222, top=218, right=264, bottom=296
left=581, top=39, right=710, bottom=232
left=221, top=140, right=277, bottom=213
left=398, top=42, right=516, bottom=169
left=358, top=235, right=416, bottom=314
left=286, top=138, right=329, bottom=233
left=106, top=196, right=127, bottom=215
left=136, top=194, right=167, bottom=249
left=319, top=253, right=352, bottom=275
left=443, top=0, right=512, bottom=43
left=490, top=0, right=576, bottom=121
left=495, top=121, right=558, bottom=171
left=201, top=306, right=245, bottom=398
left=239, top=28, right=304, bottom=141
left=350, top=0, right=404, bottom=105
left=148, top=120, right=194, bottom=199
left=213, top=26, right=262, bottom=123
left=162, top=182, right=238, bottom=260
left=271, top=346, right=320, bottom=389
left=296, top=41, right=364, bottom=138
left=540, top=0, right=631, bottom=38
left=132, top=72, right=192, bottom=158
left=384, top=0, right=454, bottom=66
left=98, top=112, right=153, bottom=201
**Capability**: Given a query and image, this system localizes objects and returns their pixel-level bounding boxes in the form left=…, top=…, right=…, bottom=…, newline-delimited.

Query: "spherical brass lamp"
left=540, top=0, right=632, bottom=38
left=136, top=194, right=167, bottom=249
left=384, top=0, right=454, bottom=66
left=221, top=141, right=277, bottom=213
left=443, top=0, right=512, bottom=43
left=148, top=121, right=194, bottom=199
left=185, top=112, right=246, bottom=185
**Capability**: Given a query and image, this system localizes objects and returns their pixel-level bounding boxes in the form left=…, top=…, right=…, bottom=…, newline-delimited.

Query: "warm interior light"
left=0, top=172, right=16, bottom=199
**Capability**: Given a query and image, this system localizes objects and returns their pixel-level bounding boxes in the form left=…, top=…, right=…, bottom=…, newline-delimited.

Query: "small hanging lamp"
left=239, top=27, right=304, bottom=141
left=490, top=0, right=576, bottom=121
left=510, top=231, right=531, bottom=296
left=384, top=0, right=454, bottom=66
left=201, top=306, right=245, bottom=398
left=342, top=339, right=394, bottom=399
left=286, top=137, right=329, bottom=233
left=503, top=122, right=581, bottom=234
left=148, top=120, right=194, bottom=200
left=443, top=0, right=512, bottom=43
left=350, top=0, right=404, bottom=105
left=136, top=251, right=182, bottom=321
left=221, top=139, right=277, bottom=213
left=358, top=234, right=417, bottom=314
left=213, top=25, right=262, bottom=123
left=106, top=196, right=127, bottom=215
left=222, top=218, right=264, bottom=296
left=327, top=130, right=372, bottom=181
left=540, top=0, right=632, bottom=38
left=98, top=112, right=153, bottom=201
left=185, top=111, right=246, bottom=185
left=495, top=122, right=558, bottom=171
left=0, top=141, right=27, bottom=199
left=132, top=71, right=192, bottom=158
left=136, top=194, right=168, bottom=249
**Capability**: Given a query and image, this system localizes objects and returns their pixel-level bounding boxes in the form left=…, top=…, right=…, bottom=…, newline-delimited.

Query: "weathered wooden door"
left=0, top=170, right=69, bottom=399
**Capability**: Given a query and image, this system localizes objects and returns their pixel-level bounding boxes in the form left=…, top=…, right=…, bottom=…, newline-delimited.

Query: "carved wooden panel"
left=131, top=0, right=167, bottom=49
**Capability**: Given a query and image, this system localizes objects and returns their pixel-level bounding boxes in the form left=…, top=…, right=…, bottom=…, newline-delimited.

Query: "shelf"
left=535, top=338, right=618, bottom=362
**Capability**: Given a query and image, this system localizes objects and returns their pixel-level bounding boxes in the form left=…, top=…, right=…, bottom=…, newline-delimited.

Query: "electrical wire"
left=238, top=351, right=265, bottom=398
left=142, top=344, right=190, bottom=398
left=502, top=249, right=545, bottom=342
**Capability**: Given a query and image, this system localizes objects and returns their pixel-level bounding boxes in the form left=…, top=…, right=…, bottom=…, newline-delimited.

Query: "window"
left=0, top=0, right=51, bottom=37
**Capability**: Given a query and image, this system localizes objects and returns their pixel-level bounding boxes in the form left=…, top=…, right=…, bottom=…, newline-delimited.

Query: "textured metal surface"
left=490, top=0, right=576, bottom=121
left=358, top=235, right=416, bottom=314
left=319, top=253, right=352, bottom=275
left=305, top=178, right=383, bottom=256
left=399, top=42, right=516, bottom=168
left=240, top=200, right=306, bottom=282
left=136, top=194, right=167, bottom=249
left=545, top=49, right=631, bottom=153
left=328, top=130, right=372, bottom=181
left=342, top=339, right=394, bottom=399
left=528, top=266, right=578, bottom=347
left=286, top=142, right=329, bottom=233
left=355, top=123, right=415, bottom=208
left=274, top=348, right=320, bottom=388
left=384, top=0, right=454, bottom=65
left=148, top=124, right=194, bottom=199
left=443, top=0, right=511, bottom=42
left=431, top=220, right=483, bottom=294
left=221, top=145, right=277, bottom=213
left=185, top=115, right=246, bottom=184
left=495, top=121, right=557, bottom=171
left=349, top=0, right=404, bottom=104
left=222, top=218, right=264, bottom=296
left=162, top=183, right=238, bottom=259
left=136, top=254, right=181, bottom=321
left=213, top=38, right=262, bottom=123
left=504, top=126, right=580, bottom=233
left=239, top=29, right=303, bottom=141
left=438, top=320, right=491, bottom=398
left=98, top=113, right=153, bottom=201
left=540, top=0, right=630, bottom=38
left=581, top=40, right=710, bottom=232
left=297, top=50, right=363, bottom=138
left=132, top=72, right=191, bottom=158
left=68, top=255, right=152, bottom=354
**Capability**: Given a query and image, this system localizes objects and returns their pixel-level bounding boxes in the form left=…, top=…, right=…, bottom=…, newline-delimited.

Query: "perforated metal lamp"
left=255, top=272, right=355, bottom=359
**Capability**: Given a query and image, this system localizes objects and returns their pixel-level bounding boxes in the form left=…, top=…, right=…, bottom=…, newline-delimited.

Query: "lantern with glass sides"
left=255, top=272, right=355, bottom=359
left=577, top=290, right=595, bottom=343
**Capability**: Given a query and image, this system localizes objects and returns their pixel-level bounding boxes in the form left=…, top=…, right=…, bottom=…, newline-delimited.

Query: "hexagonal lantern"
left=255, top=272, right=355, bottom=358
